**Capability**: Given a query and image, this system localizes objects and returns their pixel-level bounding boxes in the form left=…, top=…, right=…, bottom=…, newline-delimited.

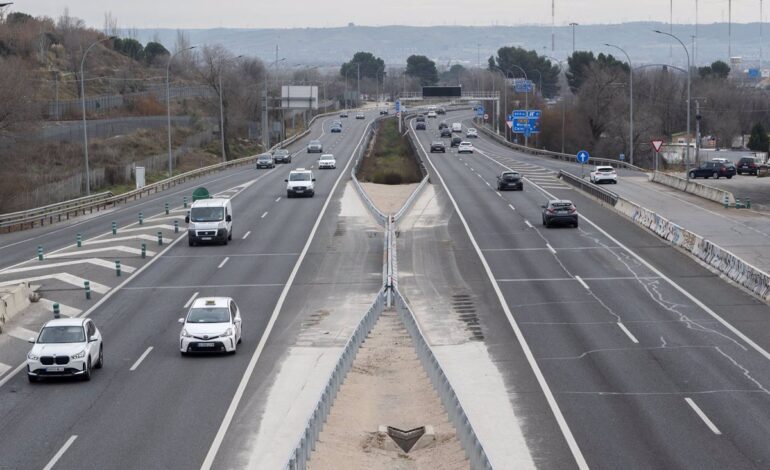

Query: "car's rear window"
left=503, top=173, right=520, bottom=180
left=551, top=202, right=572, bottom=209
left=598, top=168, right=615, bottom=173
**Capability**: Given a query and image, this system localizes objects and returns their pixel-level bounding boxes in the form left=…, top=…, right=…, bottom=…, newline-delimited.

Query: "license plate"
left=47, top=367, right=64, bottom=372
left=295, top=190, right=304, bottom=193
left=197, top=343, right=215, bottom=348
left=558, top=211, right=568, bottom=215
left=201, top=237, right=212, bottom=241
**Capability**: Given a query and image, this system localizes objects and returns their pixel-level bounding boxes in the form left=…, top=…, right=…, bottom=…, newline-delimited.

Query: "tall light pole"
left=605, top=44, right=634, bottom=166
left=670, top=0, right=674, bottom=66
left=80, top=36, right=112, bottom=196
left=761, top=0, right=764, bottom=72
left=356, top=62, right=360, bottom=107
left=569, top=23, right=578, bottom=53
left=491, top=66, right=510, bottom=140
left=263, top=57, right=285, bottom=149
left=531, top=68, right=543, bottom=97
left=218, top=55, right=243, bottom=163
left=655, top=29, right=692, bottom=179
left=729, top=0, right=733, bottom=61
left=166, top=46, right=195, bottom=177
left=695, top=0, right=699, bottom=65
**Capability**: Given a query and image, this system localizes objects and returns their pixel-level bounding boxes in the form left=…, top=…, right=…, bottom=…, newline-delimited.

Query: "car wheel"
left=28, top=374, right=38, bottom=383
left=228, top=230, right=232, bottom=241
left=188, top=239, right=194, bottom=247
left=82, top=359, right=92, bottom=381
left=713, top=172, right=719, bottom=179
left=238, top=336, right=242, bottom=345
left=95, top=346, right=104, bottom=369
left=180, top=351, right=188, bottom=357
left=727, top=175, right=732, bottom=179
left=689, top=171, right=696, bottom=179
left=287, top=193, right=292, bottom=199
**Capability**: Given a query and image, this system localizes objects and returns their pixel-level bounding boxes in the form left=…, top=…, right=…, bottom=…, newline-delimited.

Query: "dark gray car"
left=542, top=200, right=578, bottom=228
left=307, top=140, right=323, bottom=153
left=273, top=148, right=292, bottom=163
left=256, top=153, right=275, bottom=169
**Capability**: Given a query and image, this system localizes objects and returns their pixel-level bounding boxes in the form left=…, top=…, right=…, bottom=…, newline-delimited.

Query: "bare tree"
left=0, top=57, right=37, bottom=133
left=103, top=11, right=118, bottom=37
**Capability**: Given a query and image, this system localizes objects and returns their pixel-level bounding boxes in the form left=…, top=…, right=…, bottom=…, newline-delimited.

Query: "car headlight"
left=71, top=350, right=86, bottom=359
left=181, top=329, right=191, bottom=338
left=27, top=352, right=39, bottom=361
left=224, top=328, right=233, bottom=337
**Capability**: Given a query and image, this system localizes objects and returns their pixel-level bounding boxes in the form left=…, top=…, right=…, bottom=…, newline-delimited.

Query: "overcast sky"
left=10, top=1, right=767, bottom=29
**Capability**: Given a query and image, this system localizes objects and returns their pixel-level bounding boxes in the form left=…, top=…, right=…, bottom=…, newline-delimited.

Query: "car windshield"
left=320, top=156, right=333, bottom=161
left=290, top=173, right=311, bottom=181
left=187, top=307, right=230, bottom=323
left=190, top=206, right=224, bottom=222
left=37, top=325, right=86, bottom=344
left=310, top=141, right=321, bottom=146
left=258, top=155, right=271, bottom=161
left=274, top=149, right=289, bottom=156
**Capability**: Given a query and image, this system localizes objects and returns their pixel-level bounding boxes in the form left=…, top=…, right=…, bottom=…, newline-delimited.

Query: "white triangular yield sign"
left=651, top=140, right=664, bottom=152
left=506, top=121, right=513, bottom=129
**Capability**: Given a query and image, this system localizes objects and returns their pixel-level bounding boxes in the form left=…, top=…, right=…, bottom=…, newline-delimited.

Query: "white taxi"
left=179, top=297, right=242, bottom=355
left=589, top=165, right=618, bottom=184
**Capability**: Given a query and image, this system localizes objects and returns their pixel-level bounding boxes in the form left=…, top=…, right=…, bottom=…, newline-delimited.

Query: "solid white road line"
left=508, top=204, right=516, bottom=211
left=617, top=323, right=640, bottom=344
left=200, top=115, right=374, bottom=470
left=685, top=397, right=722, bottom=435
left=42, top=435, right=77, bottom=470
left=130, top=347, right=154, bottom=371
left=525, top=220, right=533, bottom=228
left=412, top=126, right=590, bottom=470
left=546, top=243, right=557, bottom=255
left=0, top=362, right=10, bottom=376
left=217, top=257, right=230, bottom=269
left=476, top=146, right=770, bottom=362
left=184, top=292, right=199, bottom=308
left=242, top=231, right=251, bottom=240
left=261, top=212, right=268, bottom=219
left=574, top=275, right=590, bottom=290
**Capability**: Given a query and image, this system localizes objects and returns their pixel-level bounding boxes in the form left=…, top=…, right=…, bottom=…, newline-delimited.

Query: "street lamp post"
left=263, top=57, right=286, bottom=149
left=605, top=44, right=634, bottom=166
left=166, top=46, right=195, bottom=177
left=491, top=67, right=509, bottom=139
left=570, top=23, right=578, bottom=53
left=80, top=37, right=112, bottom=196
left=655, top=30, right=692, bottom=179
left=218, top=55, right=243, bottom=163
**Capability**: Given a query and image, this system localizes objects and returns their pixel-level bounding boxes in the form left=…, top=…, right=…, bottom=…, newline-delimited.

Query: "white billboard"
left=281, top=85, right=318, bottom=110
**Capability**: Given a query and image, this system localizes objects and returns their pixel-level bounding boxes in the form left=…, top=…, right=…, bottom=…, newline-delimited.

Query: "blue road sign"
left=510, top=110, right=542, bottom=134
left=514, top=79, right=534, bottom=93
left=524, top=127, right=532, bottom=138
left=577, top=150, right=590, bottom=164
left=395, top=100, right=401, bottom=112
left=475, top=106, right=485, bottom=117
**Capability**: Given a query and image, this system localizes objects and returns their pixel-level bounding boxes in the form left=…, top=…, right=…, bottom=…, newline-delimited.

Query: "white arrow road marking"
left=0, top=274, right=109, bottom=294
left=0, top=258, right=136, bottom=275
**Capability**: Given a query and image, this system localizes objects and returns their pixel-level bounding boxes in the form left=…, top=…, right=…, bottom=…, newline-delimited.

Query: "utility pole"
left=729, top=0, right=733, bottom=61
left=551, top=0, right=555, bottom=51
left=695, top=0, right=699, bottom=65
left=569, top=23, right=578, bottom=53
left=670, top=0, right=674, bottom=66
left=356, top=62, right=360, bottom=107
left=695, top=99, right=701, bottom=165
left=761, top=0, right=764, bottom=73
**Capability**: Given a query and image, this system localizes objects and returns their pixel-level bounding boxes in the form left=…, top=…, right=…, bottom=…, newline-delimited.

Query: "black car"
left=273, top=148, right=292, bottom=163
left=256, top=153, right=275, bottom=169
left=416, top=121, right=427, bottom=130
left=450, top=136, right=462, bottom=147
left=379, top=109, right=389, bottom=115
left=340, top=112, right=349, bottom=118
left=430, top=141, right=446, bottom=153
left=497, top=171, right=523, bottom=191
left=438, top=121, right=448, bottom=130
left=437, top=107, right=446, bottom=115
left=688, top=161, right=736, bottom=179
left=440, top=128, right=452, bottom=138
left=542, top=200, right=578, bottom=228
left=737, top=156, right=763, bottom=175
left=416, top=115, right=426, bottom=123
left=331, top=125, right=342, bottom=133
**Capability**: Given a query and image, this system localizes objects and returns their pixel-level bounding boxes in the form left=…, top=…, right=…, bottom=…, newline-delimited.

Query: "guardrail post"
left=52, top=303, right=61, bottom=319
left=747, top=197, right=751, bottom=209
left=112, top=221, right=117, bottom=235
left=76, top=233, right=82, bottom=248
left=723, top=194, right=730, bottom=208
left=141, top=243, right=147, bottom=259
left=165, top=202, right=169, bottom=215
left=37, top=245, right=43, bottom=261
left=84, top=280, right=91, bottom=300
left=183, top=196, right=188, bottom=208
left=174, top=220, right=179, bottom=233
left=138, top=212, right=144, bottom=225
left=115, top=260, right=121, bottom=277
left=157, top=231, right=163, bottom=246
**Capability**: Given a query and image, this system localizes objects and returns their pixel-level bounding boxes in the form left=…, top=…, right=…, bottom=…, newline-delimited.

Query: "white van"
left=185, top=198, right=233, bottom=246
left=286, top=168, right=316, bottom=198
left=451, top=122, right=462, bottom=133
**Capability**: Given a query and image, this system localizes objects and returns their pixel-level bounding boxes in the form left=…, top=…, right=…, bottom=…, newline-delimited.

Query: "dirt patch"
left=308, top=310, right=468, bottom=470
left=358, top=118, right=423, bottom=185
left=360, top=182, right=421, bottom=215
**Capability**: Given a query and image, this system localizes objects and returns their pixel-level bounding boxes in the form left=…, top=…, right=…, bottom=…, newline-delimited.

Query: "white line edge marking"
left=261, top=212, right=268, bottom=219
left=200, top=115, right=373, bottom=470
left=217, top=257, right=230, bottom=269
left=130, top=346, right=154, bottom=371
left=411, top=120, right=590, bottom=470
left=183, top=291, right=199, bottom=309
left=525, top=220, right=533, bottom=228
left=42, top=435, right=77, bottom=470
left=546, top=243, right=556, bottom=255
left=474, top=145, right=770, bottom=362
left=617, top=323, right=640, bottom=344
left=685, top=397, right=722, bottom=435
left=0, top=166, right=281, bottom=389
left=574, top=275, right=589, bottom=290
left=242, top=231, right=251, bottom=240
left=508, top=204, right=516, bottom=211
left=275, top=197, right=281, bottom=202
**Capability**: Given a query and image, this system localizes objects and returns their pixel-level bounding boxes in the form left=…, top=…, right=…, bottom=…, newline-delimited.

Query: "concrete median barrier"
left=650, top=171, right=736, bottom=206
left=0, top=282, right=33, bottom=333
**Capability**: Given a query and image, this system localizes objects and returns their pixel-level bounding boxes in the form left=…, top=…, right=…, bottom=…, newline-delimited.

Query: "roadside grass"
left=358, top=118, right=423, bottom=184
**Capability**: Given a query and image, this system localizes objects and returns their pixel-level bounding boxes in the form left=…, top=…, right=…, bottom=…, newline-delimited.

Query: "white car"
left=356, top=113, right=365, bottom=119
left=451, top=122, right=463, bottom=133
left=466, top=128, right=478, bottom=138
left=318, top=154, right=336, bottom=169
left=590, top=165, right=618, bottom=184
left=458, top=141, right=474, bottom=153
left=26, top=318, right=103, bottom=382
left=286, top=168, right=316, bottom=198
left=179, top=297, right=242, bottom=355
left=427, top=111, right=437, bottom=118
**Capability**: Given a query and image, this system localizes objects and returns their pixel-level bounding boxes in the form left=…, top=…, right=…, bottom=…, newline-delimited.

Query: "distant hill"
left=137, top=22, right=767, bottom=70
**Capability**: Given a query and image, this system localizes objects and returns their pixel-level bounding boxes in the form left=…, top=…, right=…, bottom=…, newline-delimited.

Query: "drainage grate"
left=386, top=426, right=425, bottom=453
left=334, top=221, right=347, bottom=237
left=451, top=294, right=484, bottom=341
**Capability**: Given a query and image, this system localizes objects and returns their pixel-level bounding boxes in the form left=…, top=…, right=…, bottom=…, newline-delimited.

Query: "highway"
left=0, top=110, right=384, bottom=469
left=405, top=112, right=770, bottom=469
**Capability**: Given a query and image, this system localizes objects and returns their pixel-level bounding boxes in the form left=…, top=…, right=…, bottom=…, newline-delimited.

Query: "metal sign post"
left=577, top=150, right=590, bottom=179
left=651, top=140, right=664, bottom=173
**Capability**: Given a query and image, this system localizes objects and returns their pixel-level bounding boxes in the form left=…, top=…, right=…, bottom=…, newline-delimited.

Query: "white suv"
left=179, top=297, right=242, bottom=355
left=27, top=318, right=103, bottom=382
left=286, top=168, right=316, bottom=198
left=589, top=166, right=618, bottom=184
left=318, top=154, right=336, bottom=169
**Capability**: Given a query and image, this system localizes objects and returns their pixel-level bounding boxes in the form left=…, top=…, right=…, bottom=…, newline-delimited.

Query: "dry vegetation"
left=358, top=118, right=423, bottom=185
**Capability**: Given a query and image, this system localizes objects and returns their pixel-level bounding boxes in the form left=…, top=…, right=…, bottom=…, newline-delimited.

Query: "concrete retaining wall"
left=650, top=172, right=736, bottom=206
left=0, top=283, right=32, bottom=333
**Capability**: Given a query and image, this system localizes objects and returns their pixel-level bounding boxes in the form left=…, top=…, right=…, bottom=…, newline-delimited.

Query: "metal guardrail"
left=0, top=110, right=341, bottom=233
left=350, top=119, right=388, bottom=227
left=477, top=124, right=647, bottom=172
left=0, top=192, right=114, bottom=230
left=284, top=288, right=387, bottom=470
left=558, top=170, right=619, bottom=206
left=393, top=289, right=493, bottom=470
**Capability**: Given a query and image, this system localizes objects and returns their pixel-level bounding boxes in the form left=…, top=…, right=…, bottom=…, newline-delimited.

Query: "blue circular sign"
left=577, top=150, right=590, bottom=164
